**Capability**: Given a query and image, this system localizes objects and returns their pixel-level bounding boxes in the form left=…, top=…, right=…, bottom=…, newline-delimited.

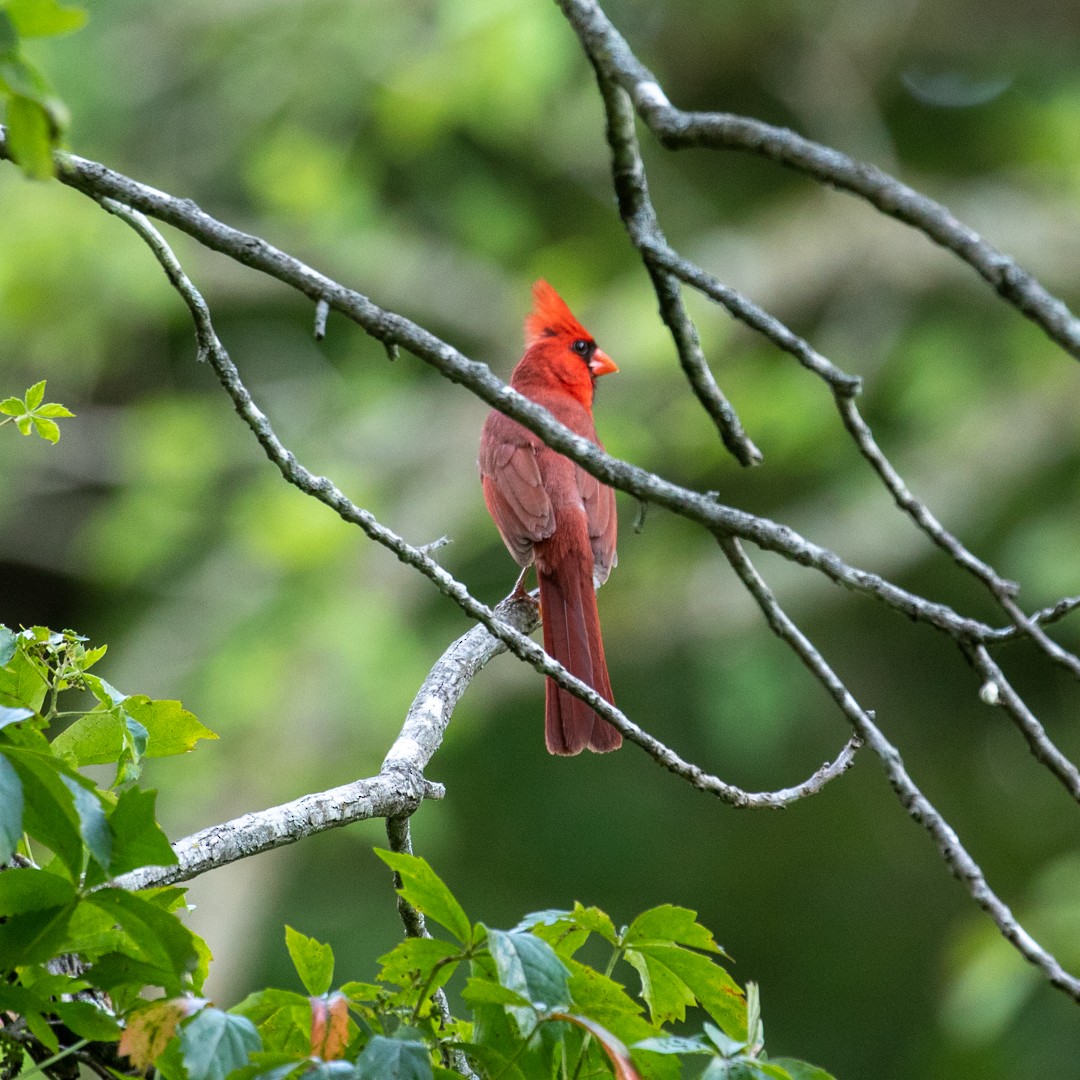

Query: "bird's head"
left=522, top=280, right=618, bottom=399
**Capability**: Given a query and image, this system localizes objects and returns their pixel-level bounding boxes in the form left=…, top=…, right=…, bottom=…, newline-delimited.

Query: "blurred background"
left=3, top=0, right=1080, bottom=1075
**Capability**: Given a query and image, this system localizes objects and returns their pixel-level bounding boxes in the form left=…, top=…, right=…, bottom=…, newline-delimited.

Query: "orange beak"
left=588, top=348, right=619, bottom=377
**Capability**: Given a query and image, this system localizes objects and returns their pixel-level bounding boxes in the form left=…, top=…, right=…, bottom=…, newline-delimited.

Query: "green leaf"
left=769, top=1060, right=836, bottom=1080
left=650, top=946, right=745, bottom=1036
left=15, top=413, right=33, bottom=435
left=0, top=397, right=24, bottom=416
left=0, top=902, right=75, bottom=967
left=565, top=964, right=652, bottom=1037
left=218, top=1052, right=306, bottom=1080
left=6, top=748, right=84, bottom=878
left=567, top=903, right=618, bottom=943
left=6, top=93, right=54, bottom=179
left=303, top=1061, right=359, bottom=1080
left=31, top=415, right=60, bottom=442
left=338, top=981, right=381, bottom=1004
left=374, top=850, right=471, bottom=944
left=377, top=936, right=460, bottom=992
left=80, top=643, right=107, bottom=669
left=6, top=0, right=87, bottom=37
left=0, top=704, right=34, bottom=728
left=626, top=942, right=746, bottom=1038
left=86, top=889, right=199, bottom=987
left=61, top=773, right=111, bottom=871
left=720, top=1063, right=792, bottom=1080
left=0, top=750, right=23, bottom=863
left=511, top=908, right=573, bottom=932
left=61, top=895, right=129, bottom=953
left=460, top=977, right=533, bottom=1010
left=79, top=674, right=126, bottom=710
left=180, top=1007, right=261, bottom=1080
left=450, top=1042, right=526, bottom=1080
left=355, top=1035, right=432, bottom=1080
left=35, top=402, right=75, bottom=418
left=24, top=380, right=45, bottom=410
left=0, top=866, right=75, bottom=914
left=231, top=988, right=313, bottom=1056
left=125, top=696, right=219, bottom=756
left=107, top=786, right=178, bottom=874
left=114, top=714, right=148, bottom=786
left=0, top=51, right=49, bottom=98
left=0, top=646, right=49, bottom=712
left=51, top=707, right=125, bottom=766
left=514, top=903, right=618, bottom=951
left=631, top=1034, right=712, bottom=1055
left=52, top=999, right=122, bottom=1041
left=624, top=948, right=697, bottom=1028
left=0, top=626, right=16, bottom=666
left=486, top=929, right=570, bottom=1036
left=284, top=925, right=334, bottom=997
left=53, top=698, right=214, bottom=767
left=519, top=902, right=619, bottom=961
left=85, top=952, right=181, bottom=996
left=625, top=905, right=724, bottom=954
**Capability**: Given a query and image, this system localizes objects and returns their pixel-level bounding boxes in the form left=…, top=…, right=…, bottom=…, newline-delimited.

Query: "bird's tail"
left=537, top=554, right=621, bottom=755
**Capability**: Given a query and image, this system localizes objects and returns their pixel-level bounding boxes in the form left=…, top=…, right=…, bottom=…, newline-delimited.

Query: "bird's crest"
left=525, top=279, right=591, bottom=346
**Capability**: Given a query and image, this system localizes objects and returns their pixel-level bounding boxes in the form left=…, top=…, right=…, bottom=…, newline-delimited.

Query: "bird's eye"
left=571, top=339, right=592, bottom=356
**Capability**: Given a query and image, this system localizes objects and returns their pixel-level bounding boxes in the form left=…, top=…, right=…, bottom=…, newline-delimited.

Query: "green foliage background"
left=3, top=0, right=1080, bottom=1076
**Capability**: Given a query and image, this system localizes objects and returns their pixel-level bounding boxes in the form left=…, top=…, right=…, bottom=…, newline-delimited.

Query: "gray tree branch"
left=555, top=0, right=1080, bottom=362
left=720, top=536, right=1080, bottom=1003
left=0, top=131, right=1052, bottom=654
left=572, top=0, right=1080, bottom=687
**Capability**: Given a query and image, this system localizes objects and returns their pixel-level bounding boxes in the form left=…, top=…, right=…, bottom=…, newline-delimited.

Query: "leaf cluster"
left=142, top=851, right=832, bottom=1080
left=0, top=623, right=216, bottom=1070
left=0, top=382, right=73, bottom=444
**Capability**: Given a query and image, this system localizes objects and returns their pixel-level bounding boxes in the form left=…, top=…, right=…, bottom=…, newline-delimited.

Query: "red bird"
left=479, top=280, right=621, bottom=755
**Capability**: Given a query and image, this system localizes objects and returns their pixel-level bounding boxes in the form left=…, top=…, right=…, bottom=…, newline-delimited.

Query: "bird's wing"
left=576, top=460, right=617, bottom=587
left=480, top=436, right=555, bottom=565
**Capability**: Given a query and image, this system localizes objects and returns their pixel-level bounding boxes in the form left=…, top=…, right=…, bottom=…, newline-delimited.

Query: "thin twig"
left=720, top=535, right=1080, bottom=1003
left=15, top=137, right=1016, bottom=646
left=964, top=644, right=1080, bottom=803
left=982, top=595, right=1080, bottom=642
left=553, top=0, right=1080, bottom=362
left=590, top=61, right=761, bottom=466
left=42, top=144, right=1079, bottom=660
left=564, top=2, right=1080, bottom=681
left=644, top=242, right=861, bottom=394
left=835, top=396, right=1080, bottom=680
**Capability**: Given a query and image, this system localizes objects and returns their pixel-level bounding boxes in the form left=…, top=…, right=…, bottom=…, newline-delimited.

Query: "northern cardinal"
left=479, top=280, right=621, bottom=755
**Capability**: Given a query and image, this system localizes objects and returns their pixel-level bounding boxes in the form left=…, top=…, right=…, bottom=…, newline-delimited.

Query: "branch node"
left=418, top=535, right=452, bottom=556
left=633, top=80, right=671, bottom=111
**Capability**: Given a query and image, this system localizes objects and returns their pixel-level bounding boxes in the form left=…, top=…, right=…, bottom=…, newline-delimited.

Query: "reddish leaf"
left=120, top=998, right=198, bottom=1070
left=309, top=992, right=349, bottom=1060
left=549, top=1012, right=642, bottom=1080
